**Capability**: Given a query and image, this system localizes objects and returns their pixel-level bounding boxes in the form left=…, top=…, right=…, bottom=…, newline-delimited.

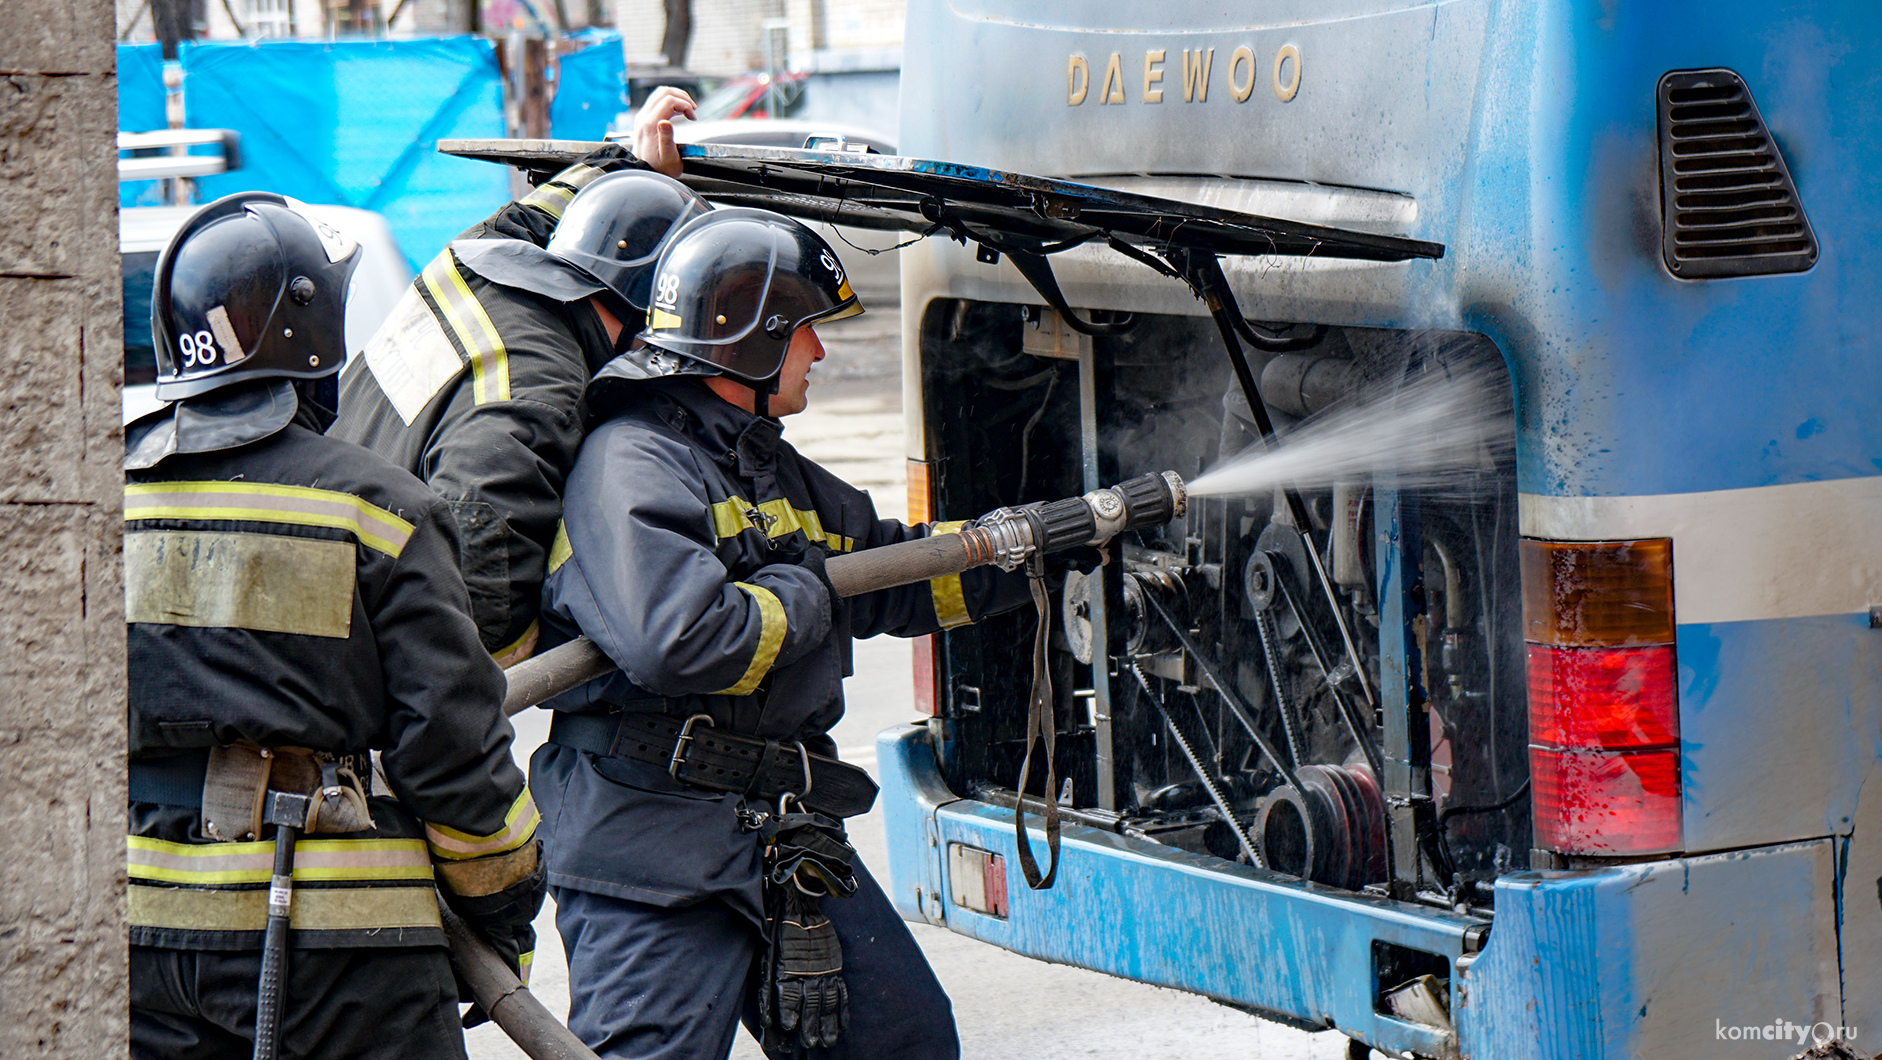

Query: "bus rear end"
left=879, top=2, right=1882, bottom=1057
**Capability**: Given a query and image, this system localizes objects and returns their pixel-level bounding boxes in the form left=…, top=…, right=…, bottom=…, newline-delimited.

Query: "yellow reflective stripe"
left=127, top=836, right=434, bottom=885
left=125, top=530, right=356, bottom=638
left=129, top=882, right=443, bottom=934
left=519, top=181, right=576, bottom=217
left=518, top=949, right=535, bottom=987
left=714, top=582, right=787, bottom=696
left=517, top=163, right=604, bottom=220
left=123, top=481, right=415, bottom=558
left=492, top=618, right=540, bottom=669
left=425, top=788, right=539, bottom=861
left=929, top=521, right=973, bottom=629
left=548, top=520, right=573, bottom=574
left=708, top=496, right=855, bottom=552
left=757, top=498, right=855, bottom=552
left=420, top=253, right=510, bottom=405
left=710, top=498, right=753, bottom=539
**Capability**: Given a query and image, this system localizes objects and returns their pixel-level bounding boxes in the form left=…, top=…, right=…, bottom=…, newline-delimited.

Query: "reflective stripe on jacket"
left=126, top=403, right=536, bottom=949
left=532, top=378, right=1028, bottom=913
left=330, top=166, right=616, bottom=661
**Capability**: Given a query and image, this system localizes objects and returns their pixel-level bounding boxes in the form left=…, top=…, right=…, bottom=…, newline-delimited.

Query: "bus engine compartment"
left=918, top=299, right=1527, bottom=913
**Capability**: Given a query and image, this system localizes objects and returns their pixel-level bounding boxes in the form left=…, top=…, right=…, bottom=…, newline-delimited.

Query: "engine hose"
left=1438, top=778, right=1532, bottom=830
left=502, top=473, right=1186, bottom=716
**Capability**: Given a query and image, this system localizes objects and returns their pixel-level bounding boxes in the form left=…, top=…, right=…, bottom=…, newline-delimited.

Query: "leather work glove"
left=793, top=544, right=852, bottom=640
left=456, top=922, right=537, bottom=1029
left=758, top=810, right=858, bottom=1050
left=763, top=886, right=850, bottom=1050
left=759, top=809, right=858, bottom=897
left=794, top=544, right=841, bottom=606
left=1048, top=543, right=1109, bottom=575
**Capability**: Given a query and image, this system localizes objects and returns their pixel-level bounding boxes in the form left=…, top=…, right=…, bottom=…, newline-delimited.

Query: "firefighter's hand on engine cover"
left=634, top=86, right=697, bottom=179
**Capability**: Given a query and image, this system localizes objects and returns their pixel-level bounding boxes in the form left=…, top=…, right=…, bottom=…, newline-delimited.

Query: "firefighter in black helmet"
left=332, top=165, right=711, bottom=666
left=126, top=192, right=543, bottom=1060
left=533, top=208, right=1029, bottom=1060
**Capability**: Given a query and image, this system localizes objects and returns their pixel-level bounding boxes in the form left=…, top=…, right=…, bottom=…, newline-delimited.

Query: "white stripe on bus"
left=1519, top=476, right=1882, bottom=625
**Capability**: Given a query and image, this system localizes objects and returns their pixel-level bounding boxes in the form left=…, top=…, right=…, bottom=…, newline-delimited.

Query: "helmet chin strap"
left=753, top=376, right=778, bottom=419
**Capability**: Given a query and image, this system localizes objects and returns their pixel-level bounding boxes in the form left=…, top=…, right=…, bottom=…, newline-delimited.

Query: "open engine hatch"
left=436, top=138, right=1444, bottom=265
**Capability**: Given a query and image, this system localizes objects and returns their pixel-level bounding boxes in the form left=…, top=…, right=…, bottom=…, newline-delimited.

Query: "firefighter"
left=531, top=207, right=1030, bottom=1060
left=125, top=193, right=543, bottom=1060
left=330, top=164, right=711, bottom=665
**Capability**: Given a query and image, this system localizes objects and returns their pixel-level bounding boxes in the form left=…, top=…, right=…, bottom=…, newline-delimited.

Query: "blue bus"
left=871, top=2, right=1881, bottom=1058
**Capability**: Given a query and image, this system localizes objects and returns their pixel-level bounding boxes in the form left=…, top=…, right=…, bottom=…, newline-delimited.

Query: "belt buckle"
left=668, top=713, right=717, bottom=780
left=776, top=740, right=815, bottom=814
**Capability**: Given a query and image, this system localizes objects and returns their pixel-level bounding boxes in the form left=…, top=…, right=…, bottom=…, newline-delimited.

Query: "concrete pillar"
left=0, top=0, right=129, bottom=1055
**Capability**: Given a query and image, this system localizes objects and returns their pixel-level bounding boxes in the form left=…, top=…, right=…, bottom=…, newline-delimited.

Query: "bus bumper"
left=877, top=724, right=1843, bottom=1060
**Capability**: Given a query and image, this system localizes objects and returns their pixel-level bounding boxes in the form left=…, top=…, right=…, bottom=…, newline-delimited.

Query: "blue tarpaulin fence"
left=549, top=32, right=624, bottom=141
left=183, top=38, right=509, bottom=269
left=115, top=35, right=629, bottom=265
left=118, top=43, right=171, bottom=207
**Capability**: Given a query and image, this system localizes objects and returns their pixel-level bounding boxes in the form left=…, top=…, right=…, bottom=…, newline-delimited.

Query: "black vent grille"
left=1657, top=69, right=1816, bottom=279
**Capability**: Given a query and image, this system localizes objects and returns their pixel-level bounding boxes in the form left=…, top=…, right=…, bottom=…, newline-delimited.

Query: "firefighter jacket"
left=126, top=388, right=540, bottom=952
left=329, top=162, right=618, bottom=665
left=531, top=376, right=1029, bottom=920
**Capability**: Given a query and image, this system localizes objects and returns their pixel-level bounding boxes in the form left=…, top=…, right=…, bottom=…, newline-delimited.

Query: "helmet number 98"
left=177, top=330, right=220, bottom=369
left=654, top=272, right=680, bottom=309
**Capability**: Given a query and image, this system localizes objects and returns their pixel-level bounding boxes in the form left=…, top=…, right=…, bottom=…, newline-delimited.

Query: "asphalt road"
left=468, top=311, right=1355, bottom=1059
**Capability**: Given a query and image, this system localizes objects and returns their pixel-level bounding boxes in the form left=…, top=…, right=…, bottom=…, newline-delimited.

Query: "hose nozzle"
left=971, top=471, right=1187, bottom=571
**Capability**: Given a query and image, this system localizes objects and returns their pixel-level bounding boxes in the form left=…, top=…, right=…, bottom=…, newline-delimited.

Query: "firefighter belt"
left=128, top=748, right=442, bottom=949
left=547, top=711, right=879, bottom=818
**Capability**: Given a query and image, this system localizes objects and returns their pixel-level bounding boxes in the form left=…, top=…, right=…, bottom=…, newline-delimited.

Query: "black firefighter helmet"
left=152, top=191, right=360, bottom=402
left=544, top=169, right=713, bottom=315
left=636, top=208, right=863, bottom=387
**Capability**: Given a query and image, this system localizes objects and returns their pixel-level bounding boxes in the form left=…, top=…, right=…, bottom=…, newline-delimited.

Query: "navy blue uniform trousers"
left=554, top=861, right=959, bottom=1060
left=130, top=945, right=465, bottom=1060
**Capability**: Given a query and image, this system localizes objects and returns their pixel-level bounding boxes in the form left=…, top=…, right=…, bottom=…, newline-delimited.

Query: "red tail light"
left=1526, top=644, right=1678, bottom=748
left=1522, top=538, right=1681, bottom=856
left=1531, top=747, right=1682, bottom=853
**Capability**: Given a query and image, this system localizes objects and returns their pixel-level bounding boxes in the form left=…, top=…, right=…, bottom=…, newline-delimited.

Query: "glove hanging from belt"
left=751, top=805, right=857, bottom=1052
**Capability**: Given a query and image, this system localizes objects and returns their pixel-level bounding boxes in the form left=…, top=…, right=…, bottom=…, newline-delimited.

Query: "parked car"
left=119, top=129, right=415, bottom=422
left=692, top=71, right=807, bottom=121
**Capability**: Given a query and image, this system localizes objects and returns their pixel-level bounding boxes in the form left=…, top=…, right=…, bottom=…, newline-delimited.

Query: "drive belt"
left=548, top=711, right=878, bottom=819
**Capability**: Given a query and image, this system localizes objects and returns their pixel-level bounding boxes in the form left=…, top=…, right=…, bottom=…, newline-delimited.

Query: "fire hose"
left=498, top=471, right=1187, bottom=716
left=451, top=472, right=1186, bottom=1060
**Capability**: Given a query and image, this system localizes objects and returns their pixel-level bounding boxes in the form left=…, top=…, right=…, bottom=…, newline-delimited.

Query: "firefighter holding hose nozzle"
left=530, top=206, right=1043, bottom=1060
left=124, top=193, right=545, bottom=1060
